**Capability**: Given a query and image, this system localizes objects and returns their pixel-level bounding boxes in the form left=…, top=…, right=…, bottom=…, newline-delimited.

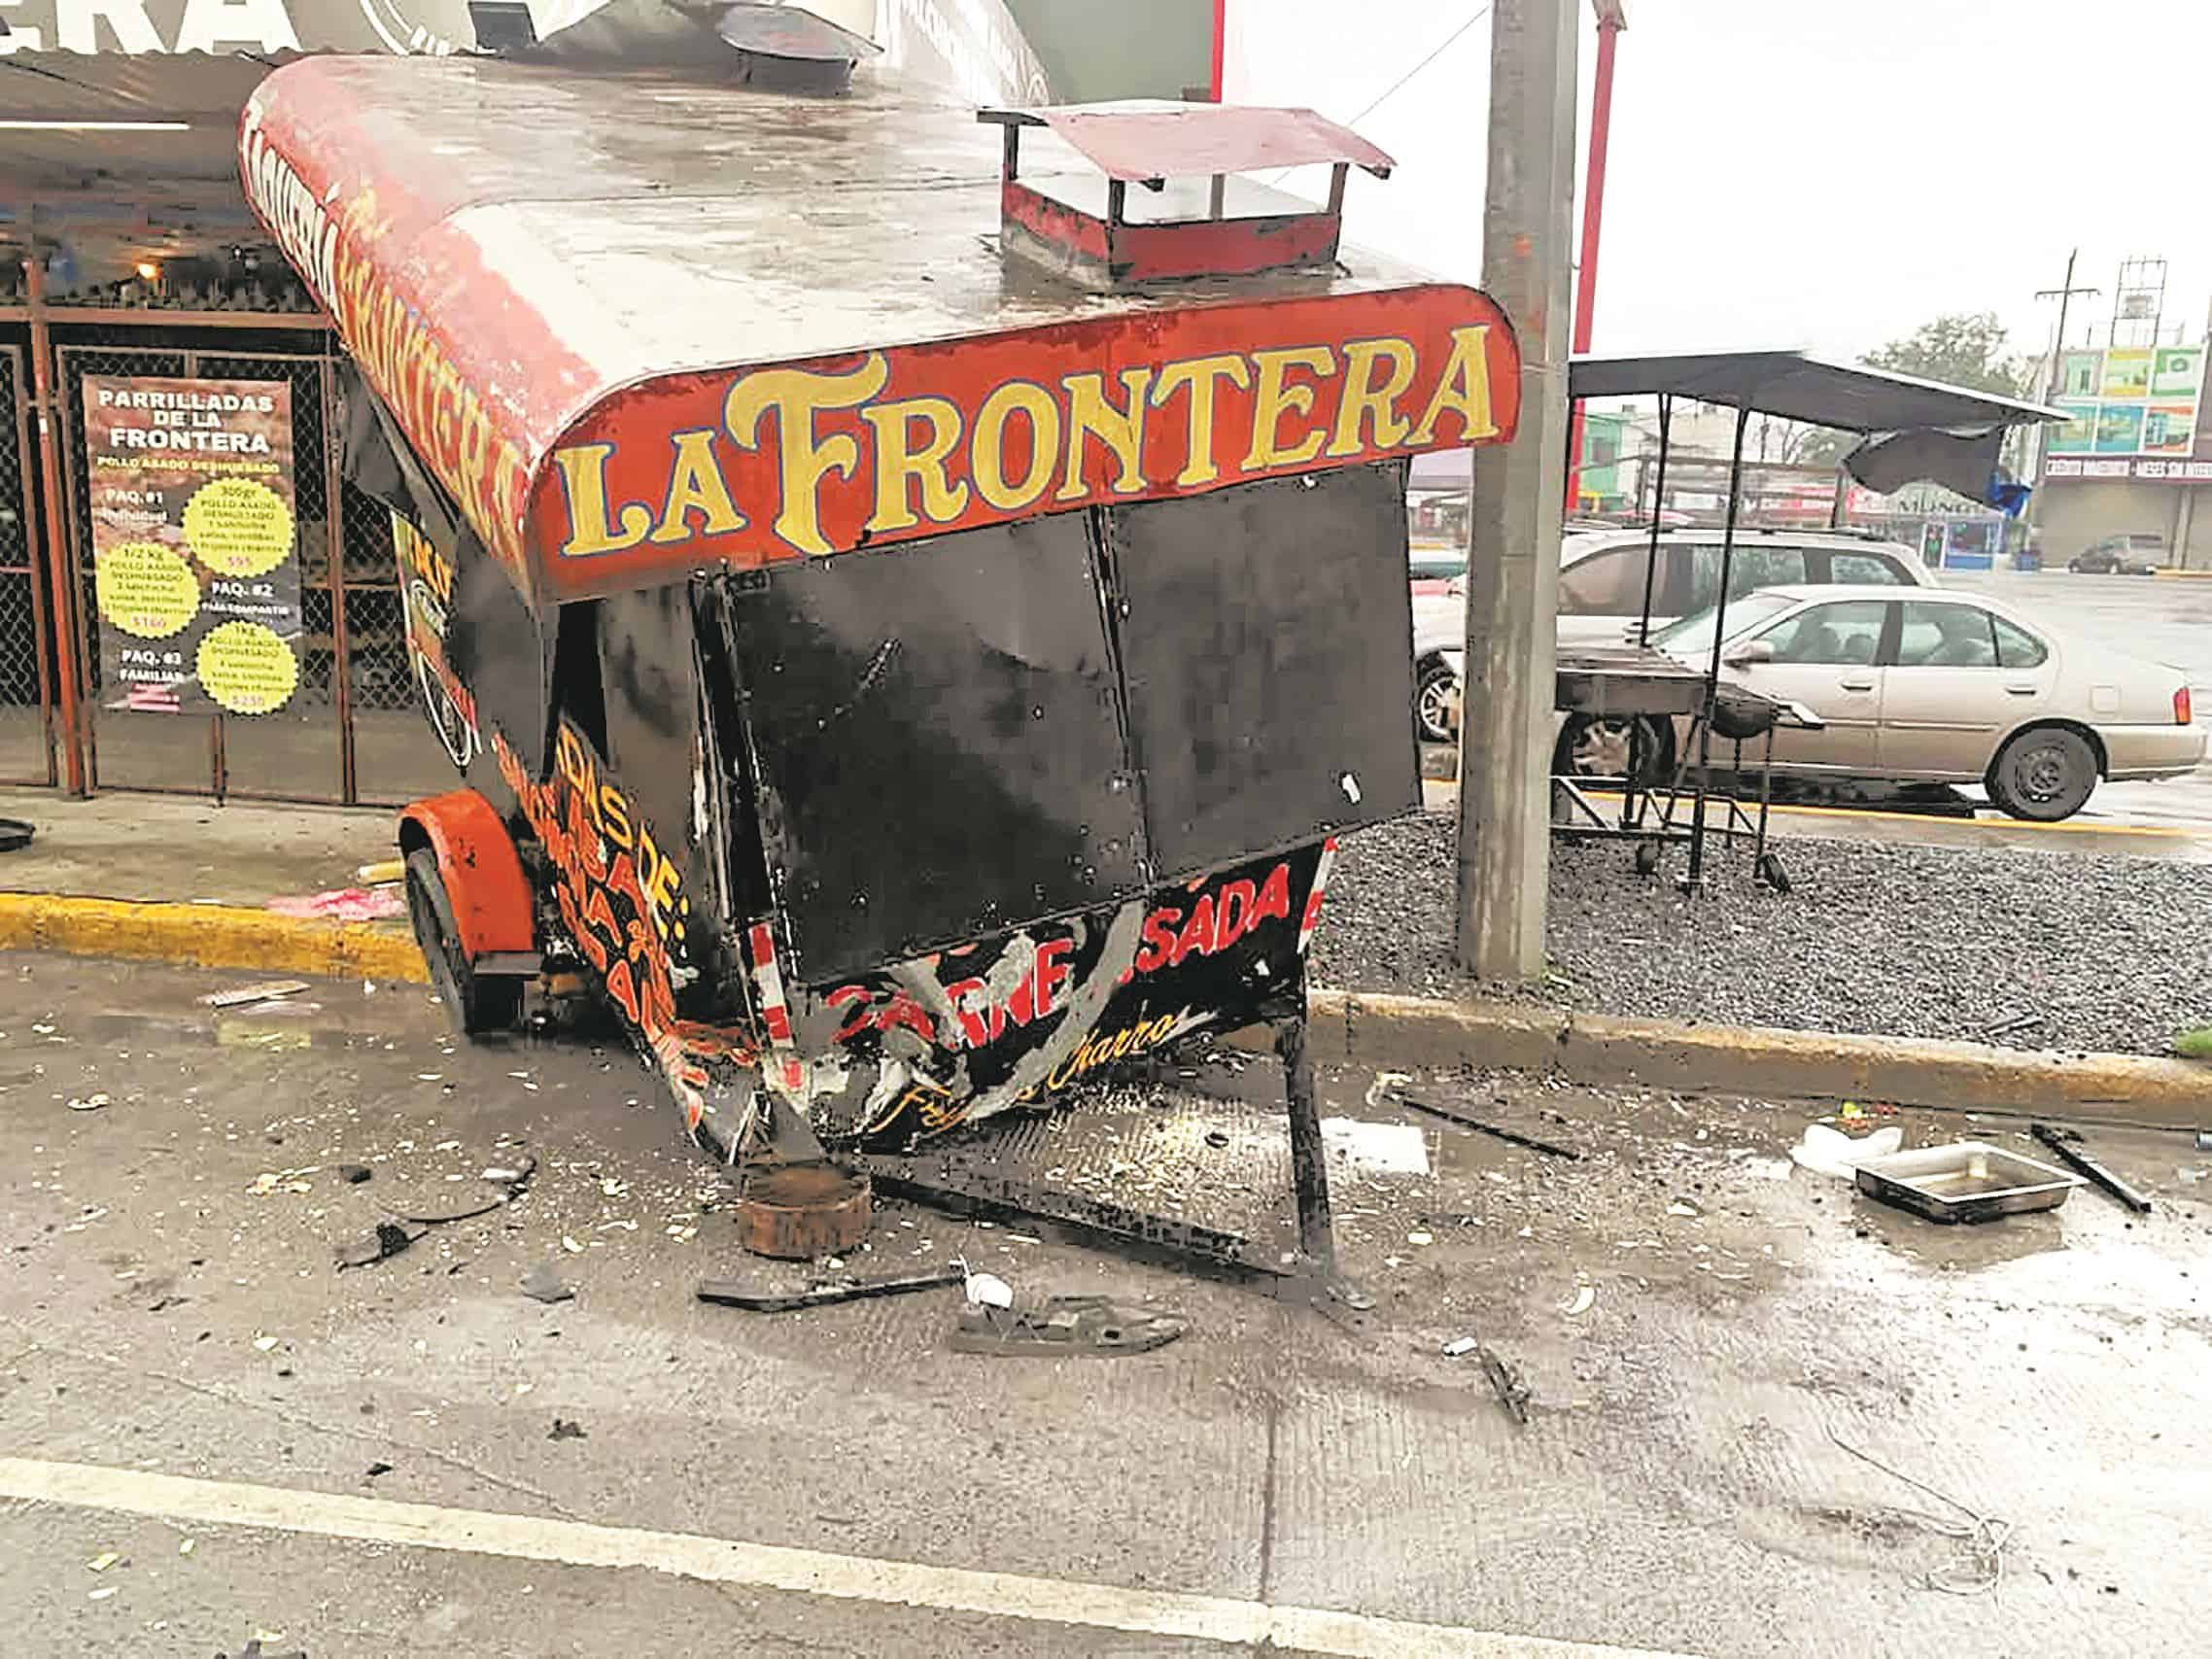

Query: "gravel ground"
left=1313, top=812, right=2212, bottom=1056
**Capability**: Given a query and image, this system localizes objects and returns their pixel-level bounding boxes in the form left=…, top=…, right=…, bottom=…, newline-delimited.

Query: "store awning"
left=1570, top=349, right=2067, bottom=432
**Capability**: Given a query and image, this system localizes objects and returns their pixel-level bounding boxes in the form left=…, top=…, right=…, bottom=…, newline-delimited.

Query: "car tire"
left=1414, top=658, right=1459, bottom=744
left=404, top=847, right=524, bottom=1035
left=1553, top=713, right=1670, bottom=786
left=1987, top=726, right=2099, bottom=823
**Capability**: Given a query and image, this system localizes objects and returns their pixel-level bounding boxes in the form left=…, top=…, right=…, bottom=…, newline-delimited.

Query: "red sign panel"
left=527, top=291, right=1518, bottom=601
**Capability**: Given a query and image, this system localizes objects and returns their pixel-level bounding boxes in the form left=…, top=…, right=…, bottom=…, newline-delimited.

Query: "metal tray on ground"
left=1853, top=1141, right=2083, bottom=1224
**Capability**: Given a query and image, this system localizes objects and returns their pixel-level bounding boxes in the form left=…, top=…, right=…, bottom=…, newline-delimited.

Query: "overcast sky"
left=1226, top=0, right=2212, bottom=369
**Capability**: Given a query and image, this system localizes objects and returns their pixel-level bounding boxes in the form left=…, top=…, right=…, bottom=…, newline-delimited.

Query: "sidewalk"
left=0, top=786, right=422, bottom=982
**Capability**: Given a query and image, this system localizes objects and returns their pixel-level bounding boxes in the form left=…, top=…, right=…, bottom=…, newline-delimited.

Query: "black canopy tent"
left=1567, top=349, right=2067, bottom=888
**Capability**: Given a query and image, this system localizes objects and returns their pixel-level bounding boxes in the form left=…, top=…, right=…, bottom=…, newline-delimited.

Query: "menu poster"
left=85, top=376, right=302, bottom=716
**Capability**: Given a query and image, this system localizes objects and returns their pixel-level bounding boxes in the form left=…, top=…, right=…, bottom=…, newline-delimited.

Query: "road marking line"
left=0, top=1455, right=1696, bottom=1659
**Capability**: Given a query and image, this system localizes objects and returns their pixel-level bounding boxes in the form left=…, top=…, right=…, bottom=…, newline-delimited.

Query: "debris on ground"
left=266, top=885, right=406, bottom=921
left=1442, top=1335, right=1478, bottom=1357
left=1790, top=1123, right=1904, bottom=1179
left=697, top=1265, right=963, bottom=1313
left=1320, top=1117, right=1430, bottom=1174
left=66, top=1093, right=110, bottom=1112
left=364, top=1462, right=394, bottom=1479
left=1823, top=1421, right=2015, bottom=1594
left=950, top=1295, right=1186, bottom=1356
left=962, top=1268, right=1015, bottom=1309
left=335, top=1163, right=372, bottom=1185
left=1462, top=1343, right=1530, bottom=1426
left=198, top=981, right=311, bottom=1010
left=519, top=1263, right=574, bottom=1304
left=2031, top=1123, right=2153, bottom=1214
left=1853, top=1141, right=2081, bottom=1224
left=1392, top=1087, right=1582, bottom=1159
left=0, top=816, right=33, bottom=852
left=334, top=1220, right=424, bottom=1270
left=1561, top=1284, right=1596, bottom=1317
left=548, top=1417, right=587, bottom=1441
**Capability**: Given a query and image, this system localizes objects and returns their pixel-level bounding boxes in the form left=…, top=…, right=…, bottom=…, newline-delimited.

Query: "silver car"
left=1412, top=530, right=1934, bottom=743
left=1648, top=585, right=2203, bottom=820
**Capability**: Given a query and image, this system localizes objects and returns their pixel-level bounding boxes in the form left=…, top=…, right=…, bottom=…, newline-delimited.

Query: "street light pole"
left=1455, top=0, right=1577, bottom=979
left=1563, top=0, right=1626, bottom=514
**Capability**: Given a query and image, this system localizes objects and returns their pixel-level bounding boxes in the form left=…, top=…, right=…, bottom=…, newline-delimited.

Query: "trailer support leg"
left=1277, top=1011, right=1372, bottom=1311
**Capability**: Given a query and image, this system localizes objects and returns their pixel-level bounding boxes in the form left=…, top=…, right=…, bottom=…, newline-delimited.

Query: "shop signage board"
left=84, top=376, right=303, bottom=715
left=2049, top=343, right=2206, bottom=461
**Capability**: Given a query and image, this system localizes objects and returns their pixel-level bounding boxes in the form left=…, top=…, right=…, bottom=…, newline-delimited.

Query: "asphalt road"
left=3, top=954, right=2207, bottom=1657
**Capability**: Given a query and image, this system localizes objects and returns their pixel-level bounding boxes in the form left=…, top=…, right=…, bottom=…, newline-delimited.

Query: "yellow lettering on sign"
left=649, top=429, right=747, bottom=544
left=1326, top=337, right=1417, bottom=457
left=1408, top=324, right=1499, bottom=446
left=551, top=443, right=652, bottom=557
left=862, top=396, right=971, bottom=532
left=1056, top=367, right=1155, bottom=501
left=723, top=354, right=890, bottom=557
left=1150, top=355, right=1251, bottom=487
left=1242, top=345, right=1338, bottom=469
left=971, top=381, right=1061, bottom=511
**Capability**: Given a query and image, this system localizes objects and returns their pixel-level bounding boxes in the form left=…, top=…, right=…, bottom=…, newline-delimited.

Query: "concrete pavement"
left=2, top=952, right=2206, bottom=1657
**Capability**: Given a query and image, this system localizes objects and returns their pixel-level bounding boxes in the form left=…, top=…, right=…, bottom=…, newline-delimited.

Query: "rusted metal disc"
left=735, top=1163, right=871, bottom=1260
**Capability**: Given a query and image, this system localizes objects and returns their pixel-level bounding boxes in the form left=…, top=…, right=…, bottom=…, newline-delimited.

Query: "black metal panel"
left=1105, top=463, right=1420, bottom=876
left=720, top=514, right=1147, bottom=985
left=446, top=526, right=552, bottom=779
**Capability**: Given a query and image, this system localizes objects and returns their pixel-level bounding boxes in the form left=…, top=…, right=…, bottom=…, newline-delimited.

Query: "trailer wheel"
left=404, top=848, right=523, bottom=1034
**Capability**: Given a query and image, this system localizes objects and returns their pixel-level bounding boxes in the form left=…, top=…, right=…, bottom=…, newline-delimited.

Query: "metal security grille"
left=48, top=337, right=453, bottom=807
left=0, top=344, right=55, bottom=785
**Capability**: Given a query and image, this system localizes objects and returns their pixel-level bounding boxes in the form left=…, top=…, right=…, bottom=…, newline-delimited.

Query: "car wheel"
left=404, top=848, right=524, bottom=1035
left=1414, top=659, right=1459, bottom=744
left=1553, top=713, right=1669, bottom=785
left=1987, top=726, right=2099, bottom=822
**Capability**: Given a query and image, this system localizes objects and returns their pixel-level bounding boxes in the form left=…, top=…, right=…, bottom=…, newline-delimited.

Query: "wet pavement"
left=1, top=953, right=2207, bottom=1656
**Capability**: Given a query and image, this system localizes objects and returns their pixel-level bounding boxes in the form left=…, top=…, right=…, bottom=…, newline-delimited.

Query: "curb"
left=3, top=890, right=2200, bottom=1122
left=1304, top=988, right=2211, bottom=1128
left=2153, top=568, right=2212, bottom=579
left=0, top=892, right=428, bottom=985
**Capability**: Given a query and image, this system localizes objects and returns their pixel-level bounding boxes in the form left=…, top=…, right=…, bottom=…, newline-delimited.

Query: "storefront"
left=0, top=0, right=1056, bottom=805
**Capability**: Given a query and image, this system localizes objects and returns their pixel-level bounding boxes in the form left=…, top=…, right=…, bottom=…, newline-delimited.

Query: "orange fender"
left=397, top=788, right=535, bottom=961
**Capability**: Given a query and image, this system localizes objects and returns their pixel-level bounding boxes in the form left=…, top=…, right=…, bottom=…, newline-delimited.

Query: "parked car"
left=1408, top=547, right=1467, bottom=597
left=1639, top=585, right=2203, bottom=820
left=1409, top=529, right=1934, bottom=743
left=2068, top=532, right=2164, bottom=574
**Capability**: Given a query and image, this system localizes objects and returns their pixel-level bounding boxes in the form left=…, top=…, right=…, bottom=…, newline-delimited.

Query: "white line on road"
left=0, top=1454, right=1699, bottom=1659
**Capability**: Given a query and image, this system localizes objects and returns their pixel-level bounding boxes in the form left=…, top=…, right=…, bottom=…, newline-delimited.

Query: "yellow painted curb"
left=2153, top=567, right=2212, bottom=579
left=1307, top=987, right=2212, bottom=1127
left=0, top=891, right=429, bottom=984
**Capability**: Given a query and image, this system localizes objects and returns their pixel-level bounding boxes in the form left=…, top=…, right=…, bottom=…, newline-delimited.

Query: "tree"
left=1861, top=312, right=2029, bottom=398
left=1788, top=313, right=2033, bottom=469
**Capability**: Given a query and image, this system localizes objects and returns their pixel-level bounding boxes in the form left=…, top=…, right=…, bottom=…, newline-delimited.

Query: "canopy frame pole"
left=1684, top=400, right=1751, bottom=893
left=1635, top=393, right=1671, bottom=647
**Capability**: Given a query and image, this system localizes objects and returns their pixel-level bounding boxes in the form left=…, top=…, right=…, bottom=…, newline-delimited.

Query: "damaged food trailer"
left=237, top=51, right=1519, bottom=1270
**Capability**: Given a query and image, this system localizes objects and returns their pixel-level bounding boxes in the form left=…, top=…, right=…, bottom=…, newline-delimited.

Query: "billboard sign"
left=2045, top=343, right=2206, bottom=461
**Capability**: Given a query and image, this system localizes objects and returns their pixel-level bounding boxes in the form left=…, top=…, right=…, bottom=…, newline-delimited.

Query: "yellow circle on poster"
left=195, top=620, right=298, bottom=715
left=183, top=477, right=294, bottom=578
left=95, top=541, right=200, bottom=639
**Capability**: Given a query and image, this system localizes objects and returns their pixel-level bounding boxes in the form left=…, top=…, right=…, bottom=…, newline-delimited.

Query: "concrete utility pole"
left=1454, top=0, right=1577, bottom=980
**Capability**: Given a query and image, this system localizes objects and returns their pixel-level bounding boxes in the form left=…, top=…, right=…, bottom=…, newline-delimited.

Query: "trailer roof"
left=243, top=57, right=1513, bottom=605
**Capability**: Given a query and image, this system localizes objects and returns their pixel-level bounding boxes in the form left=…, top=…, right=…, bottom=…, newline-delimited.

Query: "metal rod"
left=1276, top=1010, right=1337, bottom=1270
left=2031, top=1124, right=2152, bottom=1214
left=696, top=1264, right=965, bottom=1314
left=1686, top=401, right=1752, bottom=891
left=323, top=353, right=358, bottom=804
left=0, top=304, right=331, bottom=331
left=1563, top=7, right=1624, bottom=513
left=1395, top=1089, right=1583, bottom=1159
left=1635, top=393, right=1670, bottom=647
left=4, top=343, right=57, bottom=787
left=22, top=258, right=86, bottom=796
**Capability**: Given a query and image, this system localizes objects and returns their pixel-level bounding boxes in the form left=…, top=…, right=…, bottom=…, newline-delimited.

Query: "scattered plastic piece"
left=67, top=1093, right=110, bottom=1112
left=1791, top=1123, right=1905, bottom=1180
left=1561, top=1285, right=1596, bottom=1317
left=199, top=981, right=310, bottom=1009
left=963, top=1270, right=1015, bottom=1309
left=520, top=1263, right=574, bottom=1304
left=951, top=1295, right=1185, bottom=1356
left=1442, top=1336, right=1478, bottom=1357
